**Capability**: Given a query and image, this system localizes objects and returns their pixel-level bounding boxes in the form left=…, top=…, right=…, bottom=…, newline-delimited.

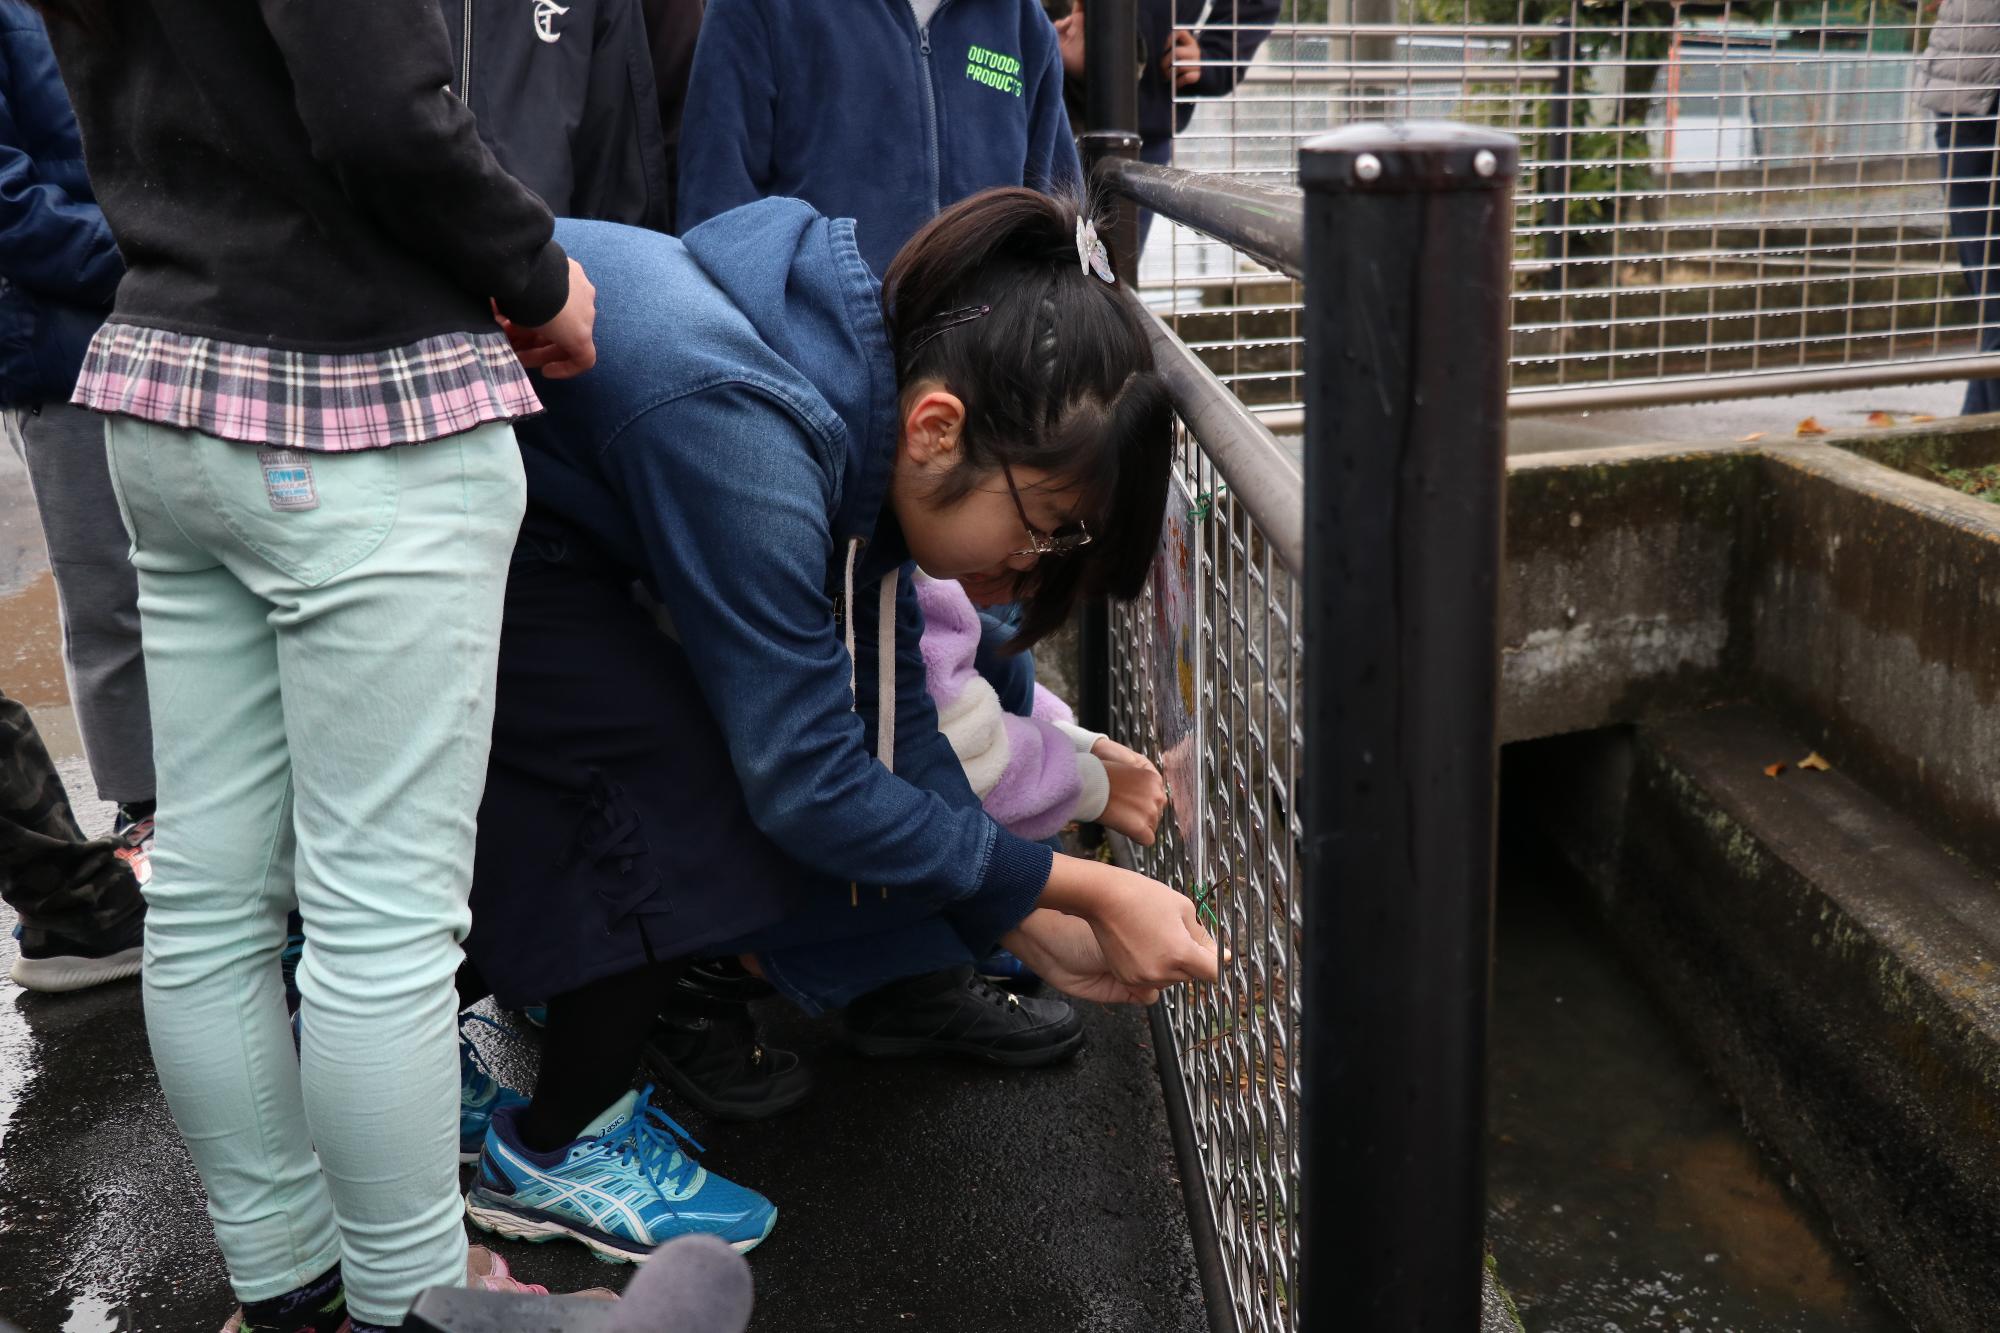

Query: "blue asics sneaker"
left=975, top=947, right=1041, bottom=992
left=465, top=1085, right=777, bottom=1262
left=459, top=1014, right=529, bottom=1163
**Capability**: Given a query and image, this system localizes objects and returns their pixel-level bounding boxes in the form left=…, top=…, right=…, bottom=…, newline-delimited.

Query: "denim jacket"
left=514, top=204, right=1054, bottom=988
left=0, top=0, right=119, bottom=405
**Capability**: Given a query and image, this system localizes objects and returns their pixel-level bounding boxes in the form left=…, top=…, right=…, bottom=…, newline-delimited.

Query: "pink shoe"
left=218, top=1311, right=350, bottom=1332
left=467, top=1244, right=618, bottom=1301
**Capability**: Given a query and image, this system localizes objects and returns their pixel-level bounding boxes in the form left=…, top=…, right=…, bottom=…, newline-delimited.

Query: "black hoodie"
left=45, top=0, right=570, bottom=352
left=441, top=0, right=671, bottom=230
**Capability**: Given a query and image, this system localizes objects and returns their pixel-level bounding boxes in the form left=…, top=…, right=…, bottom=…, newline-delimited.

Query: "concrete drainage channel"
left=1494, top=416, right=2000, bottom=1331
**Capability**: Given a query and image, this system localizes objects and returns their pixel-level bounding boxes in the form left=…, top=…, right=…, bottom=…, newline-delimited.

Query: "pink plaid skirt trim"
left=72, top=323, right=543, bottom=452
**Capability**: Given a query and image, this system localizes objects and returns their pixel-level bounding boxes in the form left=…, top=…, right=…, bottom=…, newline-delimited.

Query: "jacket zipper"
left=457, top=0, right=474, bottom=102
left=908, top=2, right=941, bottom=214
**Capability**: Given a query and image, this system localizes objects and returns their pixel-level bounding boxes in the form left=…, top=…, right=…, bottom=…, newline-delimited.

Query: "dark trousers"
left=1939, top=114, right=2000, bottom=415
left=0, top=689, right=141, bottom=938
left=467, top=512, right=974, bottom=1015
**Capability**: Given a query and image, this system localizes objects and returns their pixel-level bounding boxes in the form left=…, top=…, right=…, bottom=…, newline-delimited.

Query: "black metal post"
left=1296, top=123, right=1515, bottom=1332
left=1081, top=0, right=1141, bottom=283
left=1073, top=0, right=1140, bottom=737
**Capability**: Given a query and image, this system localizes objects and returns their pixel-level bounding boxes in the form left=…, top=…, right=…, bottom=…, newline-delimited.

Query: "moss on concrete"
left=1828, top=414, right=2000, bottom=484
left=1481, top=1255, right=1527, bottom=1333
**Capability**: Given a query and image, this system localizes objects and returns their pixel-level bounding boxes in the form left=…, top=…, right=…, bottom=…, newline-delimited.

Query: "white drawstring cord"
left=840, top=535, right=897, bottom=774
left=876, top=569, right=898, bottom=770
left=843, top=537, right=860, bottom=703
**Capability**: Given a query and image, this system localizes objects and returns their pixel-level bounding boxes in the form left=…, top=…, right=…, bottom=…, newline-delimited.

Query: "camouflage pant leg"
left=0, top=689, right=142, bottom=936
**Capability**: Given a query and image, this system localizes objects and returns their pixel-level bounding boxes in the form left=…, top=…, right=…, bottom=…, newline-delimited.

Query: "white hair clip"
left=1077, top=215, right=1116, bottom=285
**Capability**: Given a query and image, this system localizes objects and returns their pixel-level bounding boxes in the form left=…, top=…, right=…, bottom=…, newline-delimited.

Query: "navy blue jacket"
left=676, top=0, right=1081, bottom=277
left=443, top=0, right=671, bottom=229
left=516, top=204, right=1054, bottom=990
left=0, top=0, right=118, bottom=406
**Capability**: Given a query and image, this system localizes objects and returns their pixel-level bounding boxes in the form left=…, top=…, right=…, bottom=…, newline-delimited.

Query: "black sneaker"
left=844, top=965, right=1085, bottom=1067
left=644, top=1002, right=813, bottom=1121
left=11, top=911, right=143, bottom=993
left=676, top=957, right=777, bottom=1005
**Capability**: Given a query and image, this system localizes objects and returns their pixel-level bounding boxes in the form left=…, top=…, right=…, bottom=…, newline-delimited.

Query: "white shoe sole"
left=465, top=1193, right=774, bottom=1262
left=10, top=945, right=142, bottom=993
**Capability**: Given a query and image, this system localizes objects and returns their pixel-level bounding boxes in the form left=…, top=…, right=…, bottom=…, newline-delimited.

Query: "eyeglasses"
left=1001, top=462, right=1093, bottom=561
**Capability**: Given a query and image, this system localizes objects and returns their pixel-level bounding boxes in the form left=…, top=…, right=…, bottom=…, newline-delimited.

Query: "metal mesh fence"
left=1146, top=0, right=2000, bottom=413
left=1109, top=416, right=1305, bottom=1333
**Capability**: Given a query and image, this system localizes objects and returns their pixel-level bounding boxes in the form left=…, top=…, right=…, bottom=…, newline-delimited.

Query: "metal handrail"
left=1098, top=158, right=1304, bottom=281
left=1126, top=289, right=1305, bottom=577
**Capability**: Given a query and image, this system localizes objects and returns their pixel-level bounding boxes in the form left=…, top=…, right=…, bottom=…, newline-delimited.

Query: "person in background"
left=0, top=688, right=145, bottom=991
left=677, top=0, right=1081, bottom=277
left=640, top=0, right=707, bottom=222
left=0, top=0, right=154, bottom=868
left=443, top=0, right=672, bottom=229
left=37, top=0, right=605, bottom=1326
left=1920, top=0, right=2000, bottom=415
left=1054, top=0, right=1281, bottom=247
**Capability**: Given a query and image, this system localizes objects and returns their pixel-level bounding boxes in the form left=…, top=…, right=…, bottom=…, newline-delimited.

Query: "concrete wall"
left=1503, top=424, right=2000, bottom=869
left=1501, top=445, right=1760, bottom=744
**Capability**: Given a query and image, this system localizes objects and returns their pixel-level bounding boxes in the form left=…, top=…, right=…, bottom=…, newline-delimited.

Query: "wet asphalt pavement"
left=0, top=443, right=1206, bottom=1333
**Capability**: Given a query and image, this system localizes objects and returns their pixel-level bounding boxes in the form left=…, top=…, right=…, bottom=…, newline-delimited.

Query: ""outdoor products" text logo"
left=964, top=44, right=1024, bottom=97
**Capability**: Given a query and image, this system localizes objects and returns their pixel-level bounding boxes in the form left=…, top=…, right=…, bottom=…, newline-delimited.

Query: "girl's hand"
left=1041, top=856, right=1219, bottom=990
left=1002, top=910, right=1160, bottom=1006
left=495, top=258, right=598, bottom=379
left=1092, top=737, right=1166, bottom=845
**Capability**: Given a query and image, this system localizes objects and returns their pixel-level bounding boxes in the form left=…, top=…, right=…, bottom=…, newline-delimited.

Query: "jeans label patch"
left=257, top=448, right=319, bottom=512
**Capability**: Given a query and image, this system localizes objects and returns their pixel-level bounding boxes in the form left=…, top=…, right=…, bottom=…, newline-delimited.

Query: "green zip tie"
left=1191, top=880, right=1220, bottom=932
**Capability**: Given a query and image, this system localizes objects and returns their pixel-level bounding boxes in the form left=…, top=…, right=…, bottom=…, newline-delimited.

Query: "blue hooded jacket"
left=0, top=0, right=119, bottom=406
left=516, top=204, right=1055, bottom=989
left=676, top=0, right=1080, bottom=278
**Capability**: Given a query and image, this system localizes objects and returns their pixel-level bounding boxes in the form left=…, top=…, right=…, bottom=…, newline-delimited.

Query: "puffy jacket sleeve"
left=0, top=22, right=119, bottom=304
left=251, top=0, right=570, bottom=325
left=604, top=386, right=1053, bottom=932
left=916, top=575, right=1102, bottom=842
left=674, top=0, right=777, bottom=233
left=1026, top=28, right=1082, bottom=196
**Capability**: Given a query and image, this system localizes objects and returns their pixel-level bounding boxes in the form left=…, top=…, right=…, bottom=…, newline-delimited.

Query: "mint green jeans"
left=104, top=418, right=525, bottom=1324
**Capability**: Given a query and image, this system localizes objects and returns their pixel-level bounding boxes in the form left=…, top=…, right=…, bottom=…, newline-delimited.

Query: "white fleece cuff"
left=1072, top=753, right=1110, bottom=824
left=1054, top=720, right=1104, bottom=754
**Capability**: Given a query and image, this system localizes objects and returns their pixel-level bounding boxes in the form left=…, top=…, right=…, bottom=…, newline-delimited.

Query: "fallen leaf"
left=1796, top=416, right=1829, bottom=437
left=1913, top=413, right=1938, bottom=423
left=1798, top=751, right=1833, bottom=771
left=1867, top=411, right=1896, bottom=427
left=1764, top=761, right=1787, bottom=778
left=1737, top=431, right=1767, bottom=442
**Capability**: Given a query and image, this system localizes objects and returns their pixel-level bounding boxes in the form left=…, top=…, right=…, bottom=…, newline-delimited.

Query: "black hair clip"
left=907, top=303, right=992, bottom=357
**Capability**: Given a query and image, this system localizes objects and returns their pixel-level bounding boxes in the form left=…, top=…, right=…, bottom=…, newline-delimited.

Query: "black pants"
left=0, top=689, right=141, bottom=938
left=1939, top=114, right=2000, bottom=416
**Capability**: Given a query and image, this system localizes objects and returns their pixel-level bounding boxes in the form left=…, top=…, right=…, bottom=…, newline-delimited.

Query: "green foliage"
left=1928, top=462, right=2000, bottom=503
